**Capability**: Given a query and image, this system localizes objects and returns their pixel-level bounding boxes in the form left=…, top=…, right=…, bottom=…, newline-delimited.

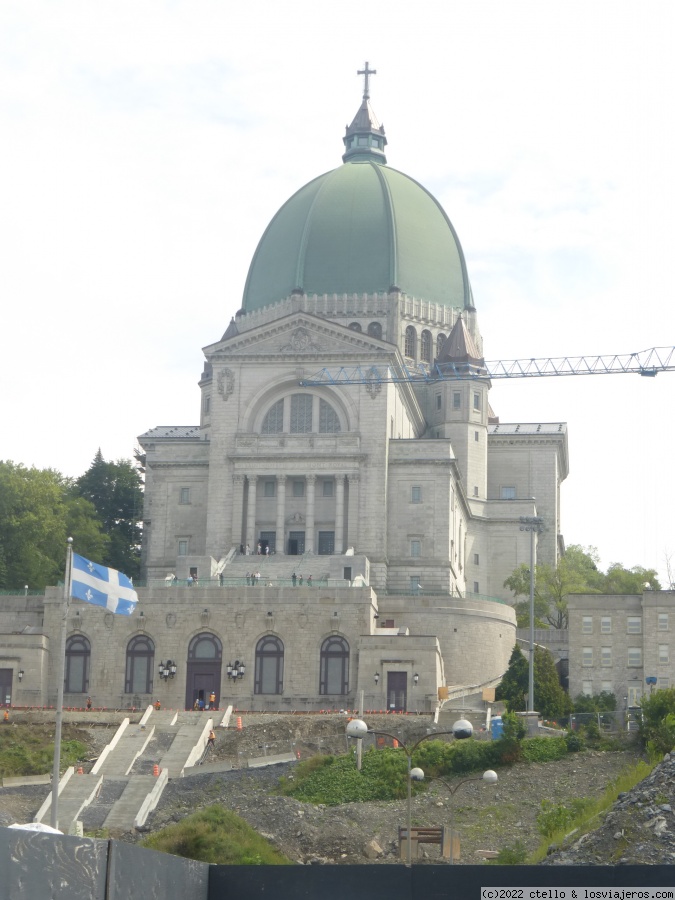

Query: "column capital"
left=306, top=474, right=317, bottom=485
left=348, top=473, right=360, bottom=484
left=232, top=474, right=245, bottom=485
left=277, top=474, right=287, bottom=485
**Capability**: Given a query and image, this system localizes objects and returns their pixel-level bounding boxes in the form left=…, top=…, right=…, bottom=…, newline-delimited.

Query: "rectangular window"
left=410, top=575, right=422, bottom=592
left=322, top=479, right=334, bottom=497
left=658, top=613, right=669, bottom=631
left=474, top=553, right=479, bottom=565
left=582, top=616, right=593, bottom=634
left=410, top=540, right=421, bottom=558
left=203, top=395, right=211, bottom=414
left=473, top=392, right=481, bottom=410
left=263, top=480, right=276, bottom=498
left=453, top=392, right=461, bottom=409
left=628, top=648, right=642, bottom=667
left=436, top=394, right=442, bottom=410
left=474, top=431, right=479, bottom=442
left=582, top=647, right=593, bottom=667
left=627, top=617, right=642, bottom=634
left=582, top=681, right=593, bottom=696
left=600, top=617, right=612, bottom=634
left=178, top=540, right=188, bottom=556
left=292, top=480, right=305, bottom=498
left=601, top=680, right=613, bottom=694
left=179, top=487, right=190, bottom=505
left=473, top=486, right=479, bottom=497
left=658, top=644, right=669, bottom=665
left=659, top=676, right=670, bottom=689
left=473, top=581, right=480, bottom=594
left=411, top=486, right=422, bottom=503
left=601, top=647, right=612, bottom=667
left=500, top=486, right=516, bottom=500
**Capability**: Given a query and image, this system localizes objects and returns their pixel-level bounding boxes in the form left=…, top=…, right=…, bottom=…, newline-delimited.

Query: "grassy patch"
left=141, top=805, right=292, bottom=865
left=527, top=759, right=655, bottom=863
left=0, top=724, right=87, bottom=777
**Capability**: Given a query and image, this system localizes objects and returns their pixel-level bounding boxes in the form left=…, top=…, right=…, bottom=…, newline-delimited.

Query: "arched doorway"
left=185, top=632, right=222, bottom=710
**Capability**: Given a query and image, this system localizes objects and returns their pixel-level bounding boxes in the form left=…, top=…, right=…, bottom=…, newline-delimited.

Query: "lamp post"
left=346, top=716, right=475, bottom=866
left=430, top=770, right=498, bottom=863
left=519, top=516, right=544, bottom=713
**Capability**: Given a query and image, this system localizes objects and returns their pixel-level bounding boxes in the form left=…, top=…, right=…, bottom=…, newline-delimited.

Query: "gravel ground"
left=1, top=714, right=667, bottom=866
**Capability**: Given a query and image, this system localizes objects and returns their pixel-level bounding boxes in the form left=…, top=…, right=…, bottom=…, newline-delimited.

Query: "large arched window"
left=188, top=633, right=223, bottom=660
left=254, top=635, right=284, bottom=694
left=125, top=635, right=154, bottom=694
left=348, top=322, right=362, bottom=332
left=436, top=333, right=447, bottom=358
left=261, top=399, right=284, bottom=434
left=290, top=394, right=313, bottom=433
left=65, top=635, right=90, bottom=693
left=319, top=636, right=349, bottom=695
left=367, top=322, right=382, bottom=339
left=319, top=399, right=341, bottom=433
left=404, top=326, right=417, bottom=359
left=420, top=330, right=432, bottom=363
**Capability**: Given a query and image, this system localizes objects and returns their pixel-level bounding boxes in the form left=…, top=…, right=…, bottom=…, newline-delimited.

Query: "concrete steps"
left=94, top=723, right=156, bottom=776
left=103, top=775, right=157, bottom=831
left=36, top=772, right=102, bottom=833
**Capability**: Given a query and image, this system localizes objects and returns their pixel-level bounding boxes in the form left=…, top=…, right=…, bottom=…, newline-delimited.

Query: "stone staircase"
left=36, top=706, right=217, bottom=835
left=220, top=553, right=332, bottom=586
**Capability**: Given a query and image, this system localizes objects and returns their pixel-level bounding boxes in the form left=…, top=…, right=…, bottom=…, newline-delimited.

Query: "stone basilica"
left=3, top=74, right=570, bottom=713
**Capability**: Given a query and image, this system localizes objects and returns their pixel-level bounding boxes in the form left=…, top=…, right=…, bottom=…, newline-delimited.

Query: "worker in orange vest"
left=209, top=690, right=216, bottom=710
left=207, top=729, right=216, bottom=749
left=3, top=709, right=9, bottom=723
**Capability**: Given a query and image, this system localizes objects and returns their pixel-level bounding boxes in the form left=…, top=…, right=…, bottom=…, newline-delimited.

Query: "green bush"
left=638, top=689, right=675, bottom=755
left=492, top=840, right=528, bottom=865
left=536, top=798, right=593, bottom=837
left=565, top=731, right=584, bottom=753
left=521, top=736, right=568, bottom=762
left=142, top=805, right=291, bottom=865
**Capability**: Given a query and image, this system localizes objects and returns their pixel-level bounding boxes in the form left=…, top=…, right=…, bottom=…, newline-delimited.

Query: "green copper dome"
left=241, top=84, right=473, bottom=313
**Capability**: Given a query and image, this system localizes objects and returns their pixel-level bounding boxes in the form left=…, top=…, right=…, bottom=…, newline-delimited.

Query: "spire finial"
left=357, top=61, right=377, bottom=100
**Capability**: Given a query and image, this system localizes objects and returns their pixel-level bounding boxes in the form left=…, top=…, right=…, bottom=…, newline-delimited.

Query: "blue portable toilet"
left=490, top=716, right=503, bottom=739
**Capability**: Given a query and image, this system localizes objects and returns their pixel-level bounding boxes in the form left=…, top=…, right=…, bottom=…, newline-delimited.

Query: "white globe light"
left=452, top=718, right=473, bottom=740
left=410, top=767, right=425, bottom=781
left=483, top=769, right=498, bottom=784
left=346, top=718, right=369, bottom=738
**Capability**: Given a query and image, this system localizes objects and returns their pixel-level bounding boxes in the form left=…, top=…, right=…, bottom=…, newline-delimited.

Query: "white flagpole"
left=50, top=537, right=73, bottom=830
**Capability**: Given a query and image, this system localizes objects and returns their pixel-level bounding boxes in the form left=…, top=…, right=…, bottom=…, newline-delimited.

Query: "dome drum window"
left=260, top=394, right=342, bottom=434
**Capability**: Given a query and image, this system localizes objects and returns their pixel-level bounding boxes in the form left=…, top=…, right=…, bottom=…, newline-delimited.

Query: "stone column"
left=246, top=475, right=257, bottom=550
left=346, top=473, right=360, bottom=550
left=275, top=474, right=286, bottom=555
left=335, top=475, right=345, bottom=553
left=305, top=474, right=316, bottom=554
left=231, top=474, right=245, bottom=550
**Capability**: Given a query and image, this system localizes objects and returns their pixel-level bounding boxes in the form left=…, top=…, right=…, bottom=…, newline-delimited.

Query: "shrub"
left=638, top=689, right=675, bottom=755
left=492, top=840, right=528, bottom=865
left=536, top=798, right=592, bottom=837
left=521, top=736, right=568, bottom=762
left=142, top=805, right=291, bottom=865
left=565, top=731, right=584, bottom=753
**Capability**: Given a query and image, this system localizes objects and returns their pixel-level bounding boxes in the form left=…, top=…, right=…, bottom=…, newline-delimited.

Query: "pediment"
left=203, top=312, right=392, bottom=362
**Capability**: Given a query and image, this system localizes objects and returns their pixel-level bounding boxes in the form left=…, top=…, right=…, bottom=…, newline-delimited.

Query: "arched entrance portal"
left=185, top=633, right=222, bottom=710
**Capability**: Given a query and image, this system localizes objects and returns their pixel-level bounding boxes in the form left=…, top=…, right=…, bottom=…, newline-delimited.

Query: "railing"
left=0, top=589, right=46, bottom=596
left=143, top=577, right=354, bottom=589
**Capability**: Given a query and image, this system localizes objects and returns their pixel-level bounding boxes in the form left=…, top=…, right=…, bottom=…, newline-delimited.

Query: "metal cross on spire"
left=357, top=61, right=377, bottom=99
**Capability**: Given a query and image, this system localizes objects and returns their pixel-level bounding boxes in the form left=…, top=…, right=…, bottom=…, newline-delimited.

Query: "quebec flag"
left=71, top=554, right=138, bottom=615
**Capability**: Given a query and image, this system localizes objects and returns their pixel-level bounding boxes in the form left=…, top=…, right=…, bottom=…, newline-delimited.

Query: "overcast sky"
left=1, top=1, right=673, bottom=585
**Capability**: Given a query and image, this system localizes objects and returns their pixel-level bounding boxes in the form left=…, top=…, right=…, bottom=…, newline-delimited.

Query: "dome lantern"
left=342, top=61, right=387, bottom=164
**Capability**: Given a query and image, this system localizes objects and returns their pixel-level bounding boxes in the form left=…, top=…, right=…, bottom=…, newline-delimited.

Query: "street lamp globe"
left=346, top=718, right=369, bottom=739
left=482, top=769, right=498, bottom=785
left=410, top=767, right=425, bottom=782
left=452, top=718, right=473, bottom=740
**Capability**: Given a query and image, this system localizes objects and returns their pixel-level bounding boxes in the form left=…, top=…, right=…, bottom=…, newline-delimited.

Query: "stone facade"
left=567, top=591, right=675, bottom=708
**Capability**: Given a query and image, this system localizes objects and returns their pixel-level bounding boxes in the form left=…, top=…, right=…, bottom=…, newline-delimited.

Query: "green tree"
left=495, top=645, right=529, bottom=711
left=75, top=450, right=143, bottom=578
left=496, top=644, right=571, bottom=718
left=0, top=461, right=107, bottom=589
left=572, top=691, right=616, bottom=713
left=637, top=687, right=675, bottom=755
left=504, top=544, right=659, bottom=630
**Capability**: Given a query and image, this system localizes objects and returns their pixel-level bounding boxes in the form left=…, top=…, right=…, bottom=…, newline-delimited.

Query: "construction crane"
left=299, top=346, right=675, bottom=386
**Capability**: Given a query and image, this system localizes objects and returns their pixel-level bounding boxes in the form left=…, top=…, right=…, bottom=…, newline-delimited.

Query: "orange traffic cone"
left=153, top=764, right=159, bottom=777
left=236, top=716, right=242, bottom=731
